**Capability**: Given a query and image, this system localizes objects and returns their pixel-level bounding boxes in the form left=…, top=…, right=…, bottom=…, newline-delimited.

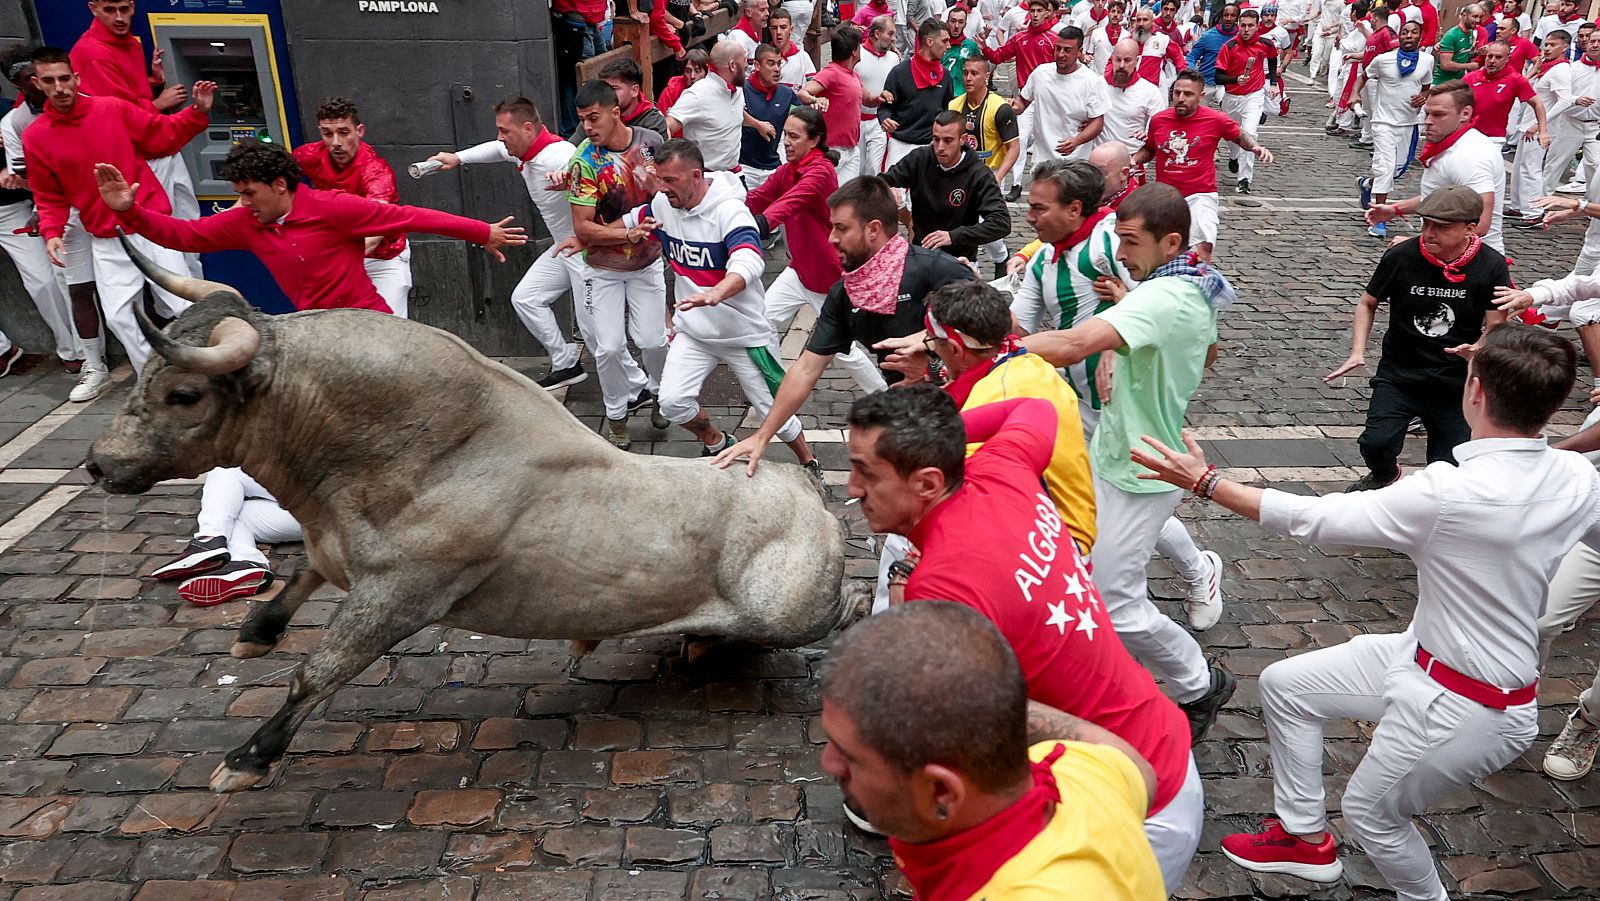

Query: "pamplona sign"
left=357, top=0, right=441, bottom=12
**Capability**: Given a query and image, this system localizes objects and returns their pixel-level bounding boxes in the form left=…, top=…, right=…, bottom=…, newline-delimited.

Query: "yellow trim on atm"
left=147, top=12, right=292, bottom=202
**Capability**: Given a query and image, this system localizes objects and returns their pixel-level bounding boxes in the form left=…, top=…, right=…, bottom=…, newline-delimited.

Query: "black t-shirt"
left=809, top=245, right=974, bottom=382
left=1365, top=237, right=1508, bottom=383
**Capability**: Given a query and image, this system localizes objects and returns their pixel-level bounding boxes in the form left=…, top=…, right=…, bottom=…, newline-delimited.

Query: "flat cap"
left=1416, top=185, right=1483, bottom=223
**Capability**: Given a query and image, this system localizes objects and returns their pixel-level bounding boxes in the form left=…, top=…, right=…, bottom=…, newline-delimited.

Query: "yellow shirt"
left=967, top=741, right=1165, bottom=901
left=963, top=351, right=1097, bottom=550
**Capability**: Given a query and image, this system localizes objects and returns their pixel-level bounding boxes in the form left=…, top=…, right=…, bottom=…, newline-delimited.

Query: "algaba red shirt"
left=70, top=18, right=156, bottom=111
left=1145, top=105, right=1243, bottom=195
left=116, top=187, right=490, bottom=314
left=1214, top=34, right=1278, bottom=94
left=24, top=95, right=208, bottom=241
left=904, top=397, right=1191, bottom=816
left=1464, top=68, right=1536, bottom=137
left=293, top=141, right=407, bottom=260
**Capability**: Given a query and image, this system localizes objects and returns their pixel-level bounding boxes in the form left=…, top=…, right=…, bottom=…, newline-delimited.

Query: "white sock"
left=79, top=334, right=105, bottom=372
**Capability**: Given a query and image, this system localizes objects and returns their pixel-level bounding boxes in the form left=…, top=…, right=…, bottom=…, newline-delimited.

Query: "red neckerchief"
left=911, top=51, right=946, bottom=89
left=842, top=234, right=910, bottom=314
left=942, top=337, right=1024, bottom=407
left=779, top=40, right=802, bottom=59
left=1106, top=21, right=1123, bottom=42
left=1091, top=6, right=1108, bottom=21
left=750, top=77, right=780, bottom=101
left=1538, top=56, right=1569, bottom=77
left=1418, top=124, right=1471, bottom=167
left=1560, top=11, right=1582, bottom=23
left=1583, top=54, right=1600, bottom=68
left=517, top=127, right=565, bottom=169
left=890, top=745, right=1067, bottom=901
left=711, top=72, right=738, bottom=95
left=1107, top=175, right=1140, bottom=210
left=735, top=16, right=762, bottom=40
left=1052, top=207, right=1112, bottom=259
left=1419, top=232, right=1483, bottom=283
left=863, top=41, right=888, bottom=57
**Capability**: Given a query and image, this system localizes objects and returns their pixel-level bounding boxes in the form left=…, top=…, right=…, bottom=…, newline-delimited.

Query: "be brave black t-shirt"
left=1365, top=237, right=1509, bottom=382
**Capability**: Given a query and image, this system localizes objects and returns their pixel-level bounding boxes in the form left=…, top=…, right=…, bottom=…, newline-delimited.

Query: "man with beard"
left=1187, top=2, right=1239, bottom=102
left=1214, top=8, right=1279, bottom=194
left=1014, top=26, right=1109, bottom=164
left=880, top=18, right=957, bottom=169
left=1105, top=37, right=1167, bottom=150
left=1128, top=5, right=1189, bottom=90
left=1087, top=0, right=1130, bottom=65
left=1506, top=32, right=1569, bottom=223
left=1357, top=21, right=1434, bottom=239
left=1536, top=0, right=1588, bottom=43
left=854, top=15, right=900, bottom=176
left=713, top=176, right=971, bottom=475
left=1434, top=3, right=1486, bottom=84
left=667, top=40, right=748, bottom=181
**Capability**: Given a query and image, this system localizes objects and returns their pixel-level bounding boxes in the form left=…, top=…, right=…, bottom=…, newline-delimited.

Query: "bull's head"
left=86, top=235, right=273, bottom=494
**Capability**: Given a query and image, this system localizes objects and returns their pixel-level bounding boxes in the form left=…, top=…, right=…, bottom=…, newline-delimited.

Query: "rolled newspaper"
left=408, top=160, right=444, bottom=179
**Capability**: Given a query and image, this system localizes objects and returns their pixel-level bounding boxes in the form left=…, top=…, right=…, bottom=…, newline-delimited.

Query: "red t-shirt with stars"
left=903, top=398, right=1191, bottom=815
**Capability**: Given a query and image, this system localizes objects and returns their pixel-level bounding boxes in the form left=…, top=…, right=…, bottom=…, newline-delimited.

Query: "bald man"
left=667, top=40, right=750, bottom=184
left=1105, top=38, right=1167, bottom=150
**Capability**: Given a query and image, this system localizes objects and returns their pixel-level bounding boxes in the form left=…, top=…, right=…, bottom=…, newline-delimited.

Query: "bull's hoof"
left=210, top=762, right=266, bottom=793
left=230, top=640, right=276, bottom=659
left=568, top=639, right=600, bottom=658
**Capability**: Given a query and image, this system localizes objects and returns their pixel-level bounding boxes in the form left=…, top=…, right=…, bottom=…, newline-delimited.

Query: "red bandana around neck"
left=518, top=127, right=565, bottom=168
left=1419, top=231, right=1483, bottom=283
left=1053, top=207, right=1113, bottom=259
left=1092, top=6, right=1108, bottom=20
left=1538, top=56, right=1569, bottom=77
left=1418, top=124, right=1471, bottom=167
left=943, top=337, right=1024, bottom=407
left=736, top=16, right=762, bottom=40
left=911, top=51, right=946, bottom=89
left=1561, top=11, right=1582, bottom=22
left=891, top=745, right=1066, bottom=901
left=781, top=40, right=801, bottom=58
left=1106, top=21, right=1123, bottom=41
left=1584, top=54, right=1600, bottom=68
left=843, top=234, right=911, bottom=314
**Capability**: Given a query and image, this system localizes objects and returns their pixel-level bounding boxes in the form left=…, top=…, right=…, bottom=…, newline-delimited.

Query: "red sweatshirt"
left=746, top=148, right=841, bottom=295
left=1215, top=34, right=1277, bottom=94
left=292, top=141, right=407, bottom=260
left=983, top=23, right=1059, bottom=89
left=71, top=19, right=156, bottom=111
left=25, top=95, right=208, bottom=241
left=117, top=187, right=491, bottom=313
left=659, top=75, right=690, bottom=114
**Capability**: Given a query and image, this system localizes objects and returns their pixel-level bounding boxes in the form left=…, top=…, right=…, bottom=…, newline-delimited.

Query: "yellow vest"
left=950, top=90, right=1014, bottom=173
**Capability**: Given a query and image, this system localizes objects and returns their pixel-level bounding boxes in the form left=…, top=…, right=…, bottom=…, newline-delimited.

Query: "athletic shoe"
left=1406, top=416, right=1425, bottom=434
left=1344, top=467, right=1401, bottom=493
left=1186, top=550, right=1225, bottom=632
left=700, top=432, right=736, bottom=457
left=536, top=362, right=587, bottom=390
left=1348, top=138, right=1373, bottom=150
left=803, top=459, right=826, bottom=486
left=606, top=418, right=632, bottom=451
left=1221, top=819, right=1345, bottom=882
left=627, top=388, right=657, bottom=414
left=1356, top=176, right=1373, bottom=210
left=842, top=798, right=885, bottom=836
left=68, top=367, right=111, bottom=403
left=1237, top=179, right=1251, bottom=194
left=650, top=400, right=670, bottom=430
left=0, top=344, right=22, bottom=378
left=1513, top=213, right=1547, bottom=230
left=1005, top=185, right=1023, bottom=202
left=1367, top=222, right=1387, bottom=239
left=63, top=359, right=82, bottom=375
left=1324, top=124, right=1348, bottom=136
left=1228, top=158, right=1239, bottom=174
left=1557, top=180, right=1588, bottom=195
left=1178, top=665, right=1236, bottom=743
left=177, top=561, right=272, bottom=607
left=151, top=535, right=231, bottom=582
left=1544, top=709, right=1600, bottom=780
left=1279, top=93, right=1291, bottom=117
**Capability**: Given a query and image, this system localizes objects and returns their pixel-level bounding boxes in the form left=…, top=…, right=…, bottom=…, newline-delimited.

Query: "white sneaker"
left=1185, top=550, right=1225, bottom=632
left=1557, top=180, right=1589, bottom=195
left=68, top=367, right=110, bottom=403
left=1544, top=709, right=1600, bottom=780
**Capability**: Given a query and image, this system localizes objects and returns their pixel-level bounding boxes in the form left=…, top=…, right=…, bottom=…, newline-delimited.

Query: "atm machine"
left=35, top=1, right=302, bottom=313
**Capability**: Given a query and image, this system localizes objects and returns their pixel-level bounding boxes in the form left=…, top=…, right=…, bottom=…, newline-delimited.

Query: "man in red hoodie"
left=96, top=143, right=526, bottom=315
left=25, top=46, right=212, bottom=376
left=72, top=0, right=203, bottom=277
left=293, top=96, right=415, bottom=317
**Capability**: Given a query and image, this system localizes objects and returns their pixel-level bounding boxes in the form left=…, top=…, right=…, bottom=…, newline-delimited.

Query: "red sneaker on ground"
left=1221, top=819, right=1344, bottom=882
left=177, top=561, right=272, bottom=607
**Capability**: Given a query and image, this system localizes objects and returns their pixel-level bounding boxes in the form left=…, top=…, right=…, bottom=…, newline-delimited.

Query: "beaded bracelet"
left=1189, top=464, right=1216, bottom=496
left=1196, top=469, right=1224, bottom=501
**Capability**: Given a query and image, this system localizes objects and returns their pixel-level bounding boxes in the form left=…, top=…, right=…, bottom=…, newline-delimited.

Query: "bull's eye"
left=165, top=388, right=203, bottom=407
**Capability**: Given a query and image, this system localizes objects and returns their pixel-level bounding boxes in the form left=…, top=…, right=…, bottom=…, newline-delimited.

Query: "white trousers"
left=575, top=262, right=667, bottom=419
left=89, top=234, right=194, bottom=374
left=1155, top=515, right=1207, bottom=583
left=0, top=200, right=80, bottom=361
left=859, top=118, right=887, bottom=177
left=1260, top=631, right=1536, bottom=901
left=1509, top=130, right=1547, bottom=214
left=364, top=247, right=412, bottom=319
left=885, top=136, right=918, bottom=169
left=511, top=245, right=583, bottom=371
left=1327, top=48, right=1344, bottom=100
left=1537, top=540, right=1600, bottom=666
left=1221, top=91, right=1265, bottom=182
left=1310, top=29, right=1336, bottom=80
left=1185, top=192, right=1220, bottom=248
left=1370, top=122, right=1413, bottom=197
left=764, top=268, right=886, bottom=393
left=742, top=166, right=774, bottom=194
left=1145, top=753, right=1205, bottom=894
left=1570, top=174, right=1600, bottom=279
left=781, top=0, right=812, bottom=33
left=657, top=332, right=802, bottom=442
left=195, top=467, right=302, bottom=567
left=834, top=143, right=863, bottom=184
left=1544, top=120, right=1590, bottom=195
left=149, top=153, right=202, bottom=279
left=1092, top=477, right=1212, bottom=702
left=1007, top=105, right=1036, bottom=191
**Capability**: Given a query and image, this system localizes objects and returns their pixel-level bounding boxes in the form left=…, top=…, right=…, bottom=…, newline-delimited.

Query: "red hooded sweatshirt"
left=24, top=94, right=208, bottom=241
left=70, top=18, right=157, bottom=111
left=746, top=148, right=841, bottom=295
left=293, top=141, right=408, bottom=260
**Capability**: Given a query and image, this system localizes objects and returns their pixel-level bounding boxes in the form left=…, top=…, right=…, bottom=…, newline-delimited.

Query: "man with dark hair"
left=1025, top=183, right=1237, bottom=744
left=843, top=382, right=1202, bottom=890
left=879, top=18, right=956, bottom=168
left=1014, top=26, right=1109, bottom=167
left=96, top=144, right=525, bottom=315
left=767, top=7, right=817, bottom=90
left=985, top=0, right=1060, bottom=198
left=852, top=17, right=900, bottom=177
left=714, top=176, right=971, bottom=474
left=881, top=109, right=1010, bottom=263
left=429, top=96, right=591, bottom=390
left=24, top=46, right=213, bottom=376
left=292, top=96, right=414, bottom=316
left=1434, top=3, right=1486, bottom=84
left=1214, top=8, right=1278, bottom=193
left=591, top=57, right=669, bottom=139
left=1358, top=20, right=1434, bottom=240
left=821, top=601, right=1165, bottom=899
left=1133, top=324, right=1599, bottom=900
left=805, top=25, right=872, bottom=180
left=742, top=44, right=799, bottom=192
left=1328, top=185, right=1510, bottom=492
left=1187, top=2, right=1241, bottom=100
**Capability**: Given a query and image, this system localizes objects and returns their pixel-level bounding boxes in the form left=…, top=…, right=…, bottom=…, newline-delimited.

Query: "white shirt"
left=1102, top=76, right=1165, bottom=149
left=1260, top=438, right=1600, bottom=691
left=1022, top=64, right=1111, bottom=161
left=1525, top=59, right=1577, bottom=130
left=1419, top=127, right=1506, bottom=254
left=1318, top=0, right=1345, bottom=31
left=857, top=47, right=901, bottom=114
left=1263, top=24, right=1293, bottom=50
left=1364, top=49, right=1433, bottom=126
left=1536, top=13, right=1589, bottom=42
left=1277, top=0, right=1314, bottom=28
left=0, top=104, right=39, bottom=175
left=671, top=72, right=746, bottom=171
left=455, top=138, right=577, bottom=241
left=1568, top=58, right=1600, bottom=123
left=720, top=28, right=761, bottom=61
left=778, top=46, right=818, bottom=90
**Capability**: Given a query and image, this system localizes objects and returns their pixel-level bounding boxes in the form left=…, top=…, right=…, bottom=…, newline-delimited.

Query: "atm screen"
left=171, top=37, right=268, bottom=126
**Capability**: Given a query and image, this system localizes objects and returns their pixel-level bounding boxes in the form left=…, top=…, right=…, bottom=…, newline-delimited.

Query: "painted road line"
left=0, top=484, right=87, bottom=554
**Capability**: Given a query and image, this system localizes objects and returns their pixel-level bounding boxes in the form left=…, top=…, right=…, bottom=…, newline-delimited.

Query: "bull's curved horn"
left=115, top=228, right=244, bottom=303
left=145, top=315, right=261, bottom=375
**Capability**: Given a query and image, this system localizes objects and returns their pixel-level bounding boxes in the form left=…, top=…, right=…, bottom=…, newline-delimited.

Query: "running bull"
left=87, top=237, right=865, bottom=792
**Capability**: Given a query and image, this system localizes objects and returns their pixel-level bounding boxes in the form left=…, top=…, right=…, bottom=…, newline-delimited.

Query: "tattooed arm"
left=1026, top=701, right=1157, bottom=809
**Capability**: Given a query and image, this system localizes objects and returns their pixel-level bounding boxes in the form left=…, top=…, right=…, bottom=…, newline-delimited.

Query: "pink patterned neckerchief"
left=842, top=234, right=910, bottom=315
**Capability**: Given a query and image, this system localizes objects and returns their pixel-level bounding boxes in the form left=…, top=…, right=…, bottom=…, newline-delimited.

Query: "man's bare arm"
left=1025, top=701, right=1156, bottom=808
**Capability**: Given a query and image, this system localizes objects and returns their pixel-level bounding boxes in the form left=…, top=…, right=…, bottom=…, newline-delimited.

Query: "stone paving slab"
left=0, top=60, right=1599, bottom=901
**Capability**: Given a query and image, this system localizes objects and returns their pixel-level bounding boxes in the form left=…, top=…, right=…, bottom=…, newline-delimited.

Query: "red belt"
left=861, top=113, right=878, bottom=121
left=1415, top=646, right=1537, bottom=710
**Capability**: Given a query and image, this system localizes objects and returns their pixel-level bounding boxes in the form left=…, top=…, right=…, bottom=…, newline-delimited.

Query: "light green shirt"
left=1088, top=278, right=1217, bottom=494
left=1434, top=26, right=1475, bottom=84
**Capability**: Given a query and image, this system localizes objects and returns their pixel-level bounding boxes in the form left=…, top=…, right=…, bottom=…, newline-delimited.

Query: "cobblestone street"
left=3, top=66, right=1600, bottom=900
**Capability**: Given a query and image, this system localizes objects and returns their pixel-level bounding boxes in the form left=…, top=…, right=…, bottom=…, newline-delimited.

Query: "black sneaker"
left=0, top=344, right=23, bottom=378
left=151, top=535, right=231, bottom=581
left=1179, top=665, right=1237, bottom=744
left=1228, top=158, right=1239, bottom=174
left=537, top=362, right=587, bottom=390
left=1348, top=138, right=1373, bottom=150
left=1344, top=467, right=1402, bottom=493
left=1005, top=185, right=1022, bottom=202
left=627, top=389, right=656, bottom=414
left=700, top=432, right=736, bottom=457
left=802, top=459, right=825, bottom=486
left=1237, top=179, right=1251, bottom=194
